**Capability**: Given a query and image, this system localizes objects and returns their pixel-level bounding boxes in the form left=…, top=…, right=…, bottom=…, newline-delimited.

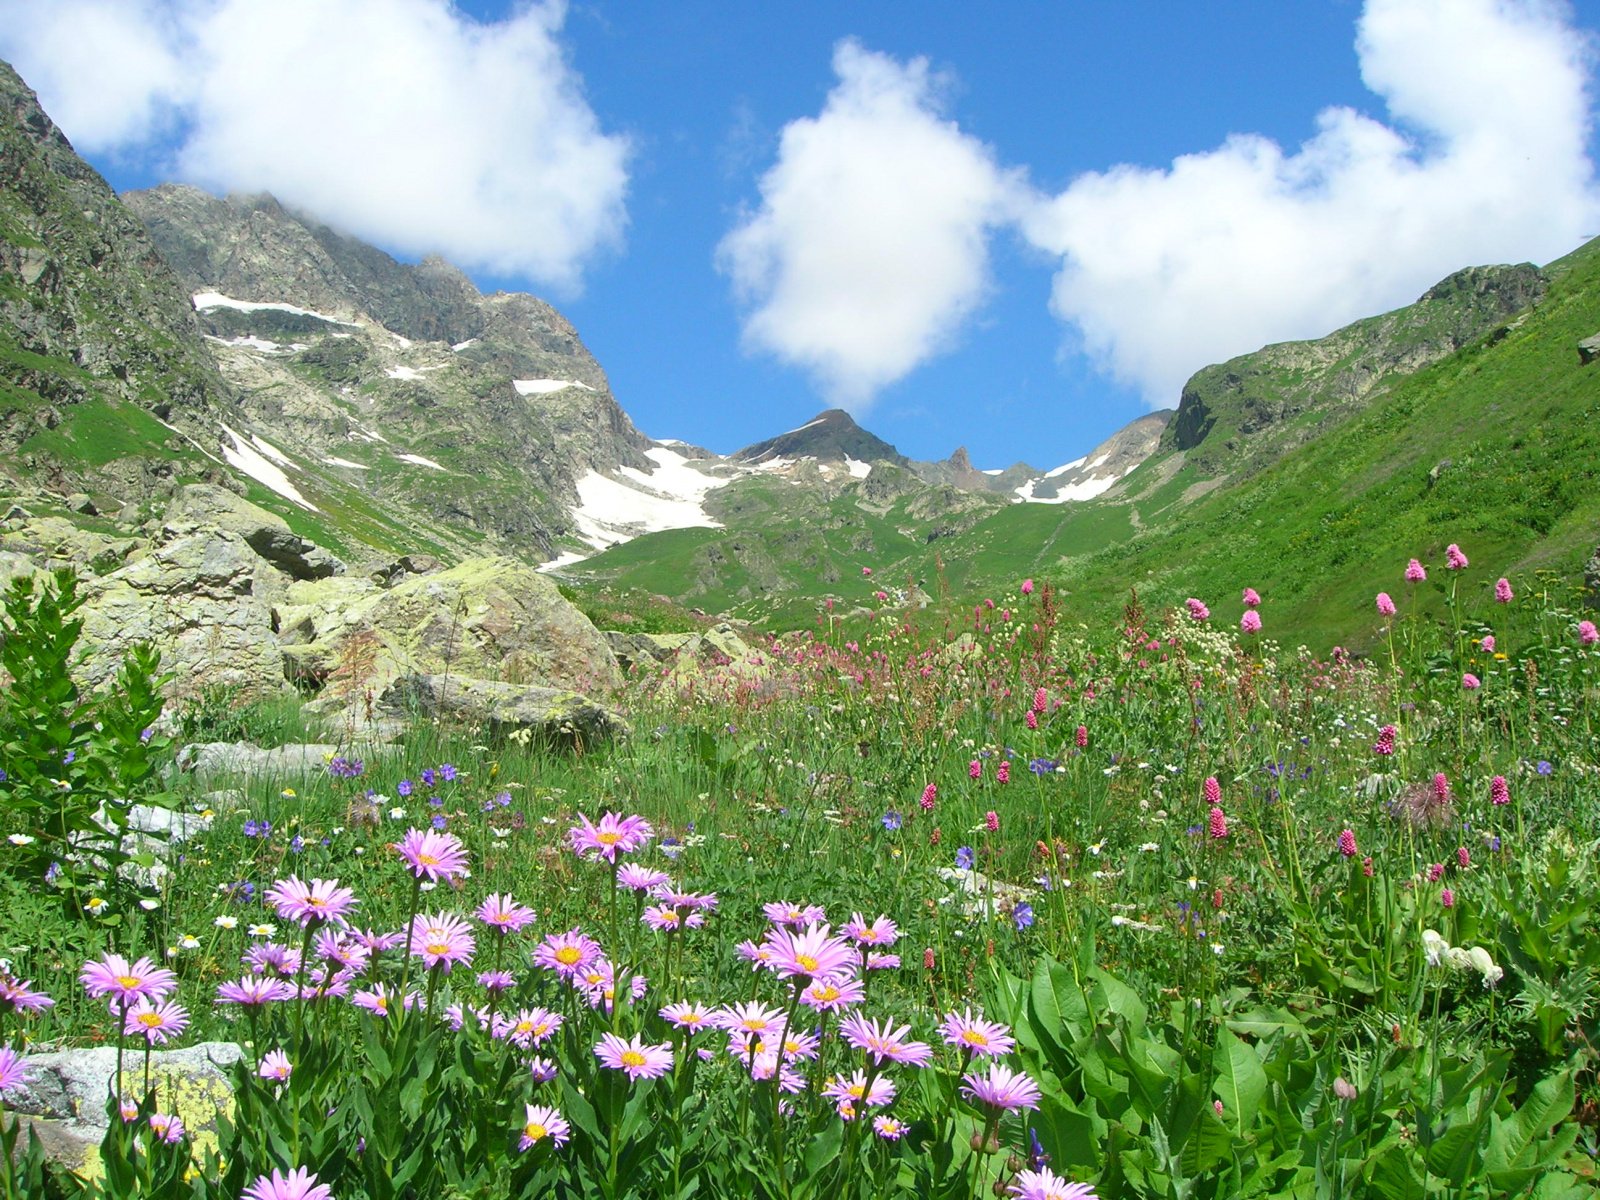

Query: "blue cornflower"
left=428, top=795, right=443, bottom=808
left=955, top=846, right=975, bottom=870
left=242, top=820, right=271, bottom=839
left=882, top=810, right=902, bottom=831
left=397, top=778, right=413, bottom=797
left=439, top=763, right=457, bottom=783
left=289, top=835, right=304, bottom=854
left=62, top=749, right=75, bottom=765
left=1013, top=903, right=1035, bottom=930
left=1028, top=757, right=1058, bottom=775
left=495, top=791, right=511, bottom=808
left=1536, top=760, right=1553, bottom=776
left=430, top=814, right=447, bottom=831
left=421, top=768, right=437, bottom=788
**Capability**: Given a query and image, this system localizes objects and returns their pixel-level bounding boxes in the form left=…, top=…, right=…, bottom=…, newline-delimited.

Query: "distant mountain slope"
left=732, top=408, right=908, bottom=470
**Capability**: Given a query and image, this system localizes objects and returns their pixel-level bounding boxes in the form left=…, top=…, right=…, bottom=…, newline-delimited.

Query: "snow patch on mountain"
left=514, top=379, right=595, bottom=396
left=193, top=291, right=359, bottom=327
left=219, top=423, right=317, bottom=511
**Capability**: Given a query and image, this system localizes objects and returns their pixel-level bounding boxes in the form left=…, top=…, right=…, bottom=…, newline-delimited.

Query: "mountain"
left=732, top=407, right=907, bottom=471
left=0, top=60, right=226, bottom=506
left=122, top=183, right=657, bottom=560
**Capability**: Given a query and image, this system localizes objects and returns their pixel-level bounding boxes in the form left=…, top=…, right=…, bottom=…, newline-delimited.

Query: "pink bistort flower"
left=1481, top=634, right=1495, bottom=653
left=1203, top=776, right=1221, bottom=807
left=1490, top=775, right=1510, bottom=806
left=1495, top=577, right=1514, bottom=603
left=1446, top=544, right=1469, bottom=570
left=1241, top=587, right=1261, bottom=607
left=1579, top=620, right=1599, bottom=647
left=1186, top=598, right=1210, bottom=622
left=1405, top=559, right=1427, bottom=583
left=1462, top=673, right=1481, bottom=691
left=1240, top=611, right=1262, bottom=634
left=1376, top=592, right=1397, bottom=617
left=1337, top=829, right=1358, bottom=858
left=1209, top=807, right=1228, bottom=839
left=1020, top=578, right=1034, bottom=595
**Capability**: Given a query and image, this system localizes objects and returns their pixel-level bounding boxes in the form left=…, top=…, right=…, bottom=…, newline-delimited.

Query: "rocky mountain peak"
left=732, top=408, right=907, bottom=468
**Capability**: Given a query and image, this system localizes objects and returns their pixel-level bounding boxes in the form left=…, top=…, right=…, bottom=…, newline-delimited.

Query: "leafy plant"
left=0, top=568, right=173, bottom=910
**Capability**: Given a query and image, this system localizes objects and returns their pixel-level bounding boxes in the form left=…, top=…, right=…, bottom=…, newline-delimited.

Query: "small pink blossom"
left=1240, top=610, right=1262, bottom=634
left=1446, top=544, right=1469, bottom=570
left=1376, top=592, right=1397, bottom=617
left=1203, top=776, right=1221, bottom=806
left=1405, top=559, right=1427, bottom=583
left=1020, top=578, right=1034, bottom=595
left=996, top=761, right=1010, bottom=784
left=1075, top=725, right=1088, bottom=748
left=1490, top=775, right=1510, bottom=806
left=1462, top=673, right=1481, bottom=691
left=1579, top=620, right=1599, bottom=647
left=1481, top=634, right=1495, bottom=653
left=968, top=759, right=982, bottom=780
left=985, top=810, right=999, bottom=832
left=1337, top=829, right=1357, bottom=858
left=1495, top=577, right=1514, bottom=603
left=1241, top=587, right=1261, bottom=607
left=919, top=783, right=937, bottom=811
left=1441, top=887, right=1455, bottom=909
left=1186, top=598, right=1210, bottom=622
left=1209, top=807, right=1228, bottom=839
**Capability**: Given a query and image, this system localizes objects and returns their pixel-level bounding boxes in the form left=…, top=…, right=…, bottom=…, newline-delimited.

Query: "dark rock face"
left=733, top=408, right=908, bottom=467
left=1163, top=263, right=1550, bottom=474
left=1578, top=333, right=1600, bottom=365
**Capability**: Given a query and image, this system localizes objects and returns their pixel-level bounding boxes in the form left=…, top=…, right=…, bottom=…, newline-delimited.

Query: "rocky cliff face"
left=1165, top=263, right=1549, bottom=475
left=0, top=60, right=227, bottom=504
left=121, top=183, right=656, bottom=555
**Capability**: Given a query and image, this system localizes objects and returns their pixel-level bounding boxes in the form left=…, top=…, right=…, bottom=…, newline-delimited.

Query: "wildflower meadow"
left=0, top=552, right=1597, bottom=1199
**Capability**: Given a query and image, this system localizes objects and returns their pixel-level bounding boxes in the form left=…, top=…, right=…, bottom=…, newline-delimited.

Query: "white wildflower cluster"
left=1422, top=929, right=1504, bottom=989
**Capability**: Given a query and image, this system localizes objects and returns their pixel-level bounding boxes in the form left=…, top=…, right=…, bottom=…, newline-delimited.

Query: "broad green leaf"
left=1213, top=1027, right=1268, bottom=1130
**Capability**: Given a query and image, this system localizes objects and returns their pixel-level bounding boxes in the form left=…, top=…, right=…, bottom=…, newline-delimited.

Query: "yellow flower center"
left=117, top=975, right=141, bottom=989
left=813, top=985, right=840, bottom=1003
left=417, top=852, right=439, bottom=866
left=621, top=1050, right=646, bottom=1068
left=795, top=954, right=819, bottom=973
left=524, top=1122, right=548, bottom=1142
left=426, top=941, right=448, bottom=956
left=961, top=1030, right=990, bottom=1047
left=554, top=947, right=581, bottom=965
left=597, top=831, right=620, bottom=845
left=138, top=1012, right=163, bottom=1028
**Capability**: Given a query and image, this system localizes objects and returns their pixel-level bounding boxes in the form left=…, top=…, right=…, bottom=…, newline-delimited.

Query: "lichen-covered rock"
left=78, top=527, right=285, bottom=695
left=165, top=484, right=344, bottom=580
left=375, top=672, right=627, bottom=749
left=607, top=623, right=764, bottom=683
left=278, top=555, right=622, bottom=697
left=6, top=1043, right=241, bottom=1181
left=176, top=741, right=345, bottom=780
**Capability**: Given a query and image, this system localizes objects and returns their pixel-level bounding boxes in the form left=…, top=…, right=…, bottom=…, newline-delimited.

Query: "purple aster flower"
left=962, top=1062, right=1042, bottom=1111
left=241, top=1166, right=334, bottom=1200
left=595, top=1032, right=673, bottom=1080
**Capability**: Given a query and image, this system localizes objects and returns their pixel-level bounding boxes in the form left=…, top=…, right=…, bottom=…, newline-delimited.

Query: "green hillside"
left=568, top=238, right=1600, bottom=647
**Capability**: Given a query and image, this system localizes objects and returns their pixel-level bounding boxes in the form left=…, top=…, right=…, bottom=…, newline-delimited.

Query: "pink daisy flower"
left=475, top=893, right=536, bottom=935
left=764, top=922, right=855, bottom=982
left=80, top=954, right=176, bottom=1005
left=264, top=876, right=358, bottom=926
left=408, top=911, right=476, bottom=972
left=735, top=939, right=777, bottom=970
left=873, top=1115, right=908, bottom=1140
left=0, top=1046, right=33, bottom=1092
left=938, top=1008, right=1016, bottom=1057
left=394, top=828, right=470, bottom=882
left=800, top=975, right=865, bottom=1012
left=865, top=953, right=901, bottom=971
left=0, top=975, right=54, bottom=1014
left=351, top=985, right=406, bottom=1018
left=241, top=1166, right=334, bottom=1200
left=496, top=1007, right=562, bottom=1049
left=258, top=1049, right=292, bottom=1082
left=568, top=812, right=654, bottom=862
left=124, top=997, right=189, bottom=1045
left=617, top=864, right=671, bottom=891
left=643, top=905, right=701, bottom=931
left=217, top=976, right=295, bottom=1007
left=660, top=1001, right=714, bottom=1031
left=477, top=970, right=516, bottom=994
left=823, top=1070, right=896, bottom=1110
left=839, top=1013, right=933, bottom=1066
left=762, top=901, right=826, bottom=928
left=531, top=927, right=602, bottom=978
left=1008, top=1166, right=1099, bottom=1200
left=148, top=1113, right=185, bottom=1144
left=961, top=1062, right=1042, bottom=1112
left=518, top=1103, right=571, bottom=1150
left=244, top=943, right=302, bottom=978
left=717, top=1001, right=788, bottom=1037
left=594, top=1032, right=673, bottom=1080
left=527, top=1057, right=558, bottom=1083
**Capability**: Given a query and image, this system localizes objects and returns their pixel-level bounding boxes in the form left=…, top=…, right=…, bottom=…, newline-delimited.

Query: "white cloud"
left=0, top=0, right=628, bottom=292
left=1021, top=0, right=1600, bottom=406
left=718, top=40, right=1019, bottom=408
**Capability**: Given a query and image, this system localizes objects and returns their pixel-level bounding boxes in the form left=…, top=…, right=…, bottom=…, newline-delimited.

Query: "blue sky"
left=4, top=1, right=1599, bottom=469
